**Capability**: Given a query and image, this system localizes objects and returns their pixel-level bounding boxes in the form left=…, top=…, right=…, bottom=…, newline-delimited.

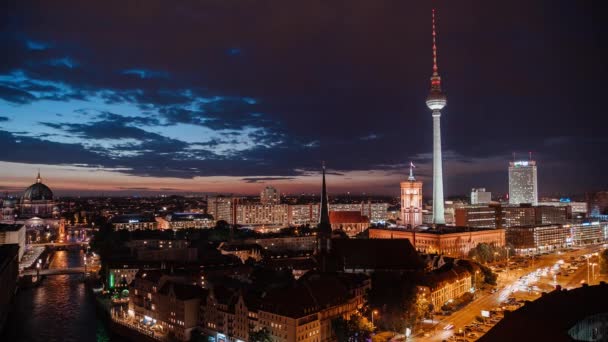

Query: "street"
left=409, top=244, right=606, bottom=342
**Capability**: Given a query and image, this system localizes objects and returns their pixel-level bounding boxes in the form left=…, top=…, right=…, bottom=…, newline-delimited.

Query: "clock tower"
left=401, top=162, right=423, bottom=228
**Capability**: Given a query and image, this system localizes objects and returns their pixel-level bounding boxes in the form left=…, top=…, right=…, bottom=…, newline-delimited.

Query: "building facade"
left=566, top=221, right=605, bottom=246
left=369, top=227, right=506, bottom=258
left=328, top=211, right=370, bottom=237
left=207, top=197, right=234, bottom=225
left=417, top=266, right=472, bottom=312
left=288, top=204, right=320, bottom=226
left=201, top=272, right=370, bottom=342
left=127, top=271, right=204, bottom=341
left=455, top=205, right=503, bottom=229
left=235, top=204, right=289, bottom=226
left=0, top=245, right=19, bottom=332
left=401, top=164, right=423, bottom=228
left=110, top=214, right=158, bottom=231
left=260, top=186, right=280, bottom=205
left=0, top=224, right=26, bottom=261
left=506, top=224, right=571, bottom=254
left=471, top=188, right=491, bottom=205
left=508, top=160, right=538, bottom=206
left=156, top=213, right=214, bottom=230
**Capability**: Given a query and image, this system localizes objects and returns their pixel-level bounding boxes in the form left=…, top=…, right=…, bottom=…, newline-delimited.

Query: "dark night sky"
left=0, top=0, right=606, bottom=196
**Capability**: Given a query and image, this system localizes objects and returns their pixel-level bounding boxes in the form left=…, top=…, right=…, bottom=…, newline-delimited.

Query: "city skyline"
left=1, top=1, right=606, bottom=197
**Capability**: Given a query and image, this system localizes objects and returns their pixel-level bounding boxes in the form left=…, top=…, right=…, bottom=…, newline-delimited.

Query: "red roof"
left=329, top=211, right=369, bottom=224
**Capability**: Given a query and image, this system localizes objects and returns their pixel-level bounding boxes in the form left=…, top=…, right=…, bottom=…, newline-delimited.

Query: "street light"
left=371, top=310, right=378, bottom=326
left=585, top=254, right=593, bottom=284
left=591, top=263, right=598, bottom=283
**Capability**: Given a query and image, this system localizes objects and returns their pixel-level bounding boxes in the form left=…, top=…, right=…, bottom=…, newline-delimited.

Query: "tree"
left=367, top=272, right=419, bottom=332
left=468, top=243, right=510, bottom=264
left=331, top=314, right=373, bottom=342
left=249, top=328, right=272, bottom=342
left=479, top=265, right=497, bottom=285
left=600, top=249, right=608, bottom=274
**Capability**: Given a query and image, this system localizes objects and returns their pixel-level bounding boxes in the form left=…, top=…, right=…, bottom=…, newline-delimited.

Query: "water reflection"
left=1, top=249, right=116, bottom=342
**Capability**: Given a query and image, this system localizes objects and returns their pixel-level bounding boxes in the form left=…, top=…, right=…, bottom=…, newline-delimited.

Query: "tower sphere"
left=426, top=91, right=446, bottom=111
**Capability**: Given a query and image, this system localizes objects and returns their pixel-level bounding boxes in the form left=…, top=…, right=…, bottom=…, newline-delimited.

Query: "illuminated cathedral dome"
left=18, top=172, right=57, bottom=219
left=23, top=173, right=54, bottom=201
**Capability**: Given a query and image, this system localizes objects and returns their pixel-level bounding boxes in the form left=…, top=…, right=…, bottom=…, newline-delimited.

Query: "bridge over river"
left=21, top=266, right=87, bottom=276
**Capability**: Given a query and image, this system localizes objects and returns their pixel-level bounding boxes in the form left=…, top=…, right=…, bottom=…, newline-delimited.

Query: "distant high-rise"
left=508, top=160, right=538, bottom=206
left=207, top=196, right=234, bottom=224
left=471, top=188, right=492, bottom=205
left=425, top=9, right=447, bottom=225
left=260, top=186, right=280, bottom=205
left=401, top=162, right=423, bottom=227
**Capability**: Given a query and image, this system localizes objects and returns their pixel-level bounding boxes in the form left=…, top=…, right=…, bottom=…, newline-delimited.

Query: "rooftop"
left=331, top=238, right=424, bottom=270
left=329, top=211, right=370, bottom=224
left=0, top=244, right=20, bottom=274
left=372, top=226, right=503, bottom=235
left=0, top=223, right=24, bottom=232
left=166, top=212, right=213, bottom=222
left=479, top=282, right=608, bottom=342
left=109, top=213, right=156, bottom=224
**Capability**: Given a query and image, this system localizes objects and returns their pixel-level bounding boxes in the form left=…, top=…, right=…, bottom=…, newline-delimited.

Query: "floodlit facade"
left=236, top=204, right=289, bottom=226
left=156, top=213, right=214, bottom=230
left=508, top=160, right=538, bottom=206
left=369, top=227, right=506, bottom=258
left=506, top=224, right=571, bottom=254
left=207, top=196, right=234, bottom=224
left=401, top=163, right=423, bottom=227
left=471, top=188, right=491, bottom=205
left=566, top=221, right=605, bottom=246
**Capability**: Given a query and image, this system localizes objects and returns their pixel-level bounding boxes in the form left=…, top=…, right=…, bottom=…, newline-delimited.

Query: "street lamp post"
left=84, top=255, right=87, bottom=274
left=371, top=310, right=378, bottom=327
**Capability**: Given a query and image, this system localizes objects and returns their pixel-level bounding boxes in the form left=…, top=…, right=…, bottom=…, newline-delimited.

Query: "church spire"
left=319, top=162, right=330, bottom=229
left=317, top=162, right=332, bottom=258
left=36, top=170, right=41, bottom=183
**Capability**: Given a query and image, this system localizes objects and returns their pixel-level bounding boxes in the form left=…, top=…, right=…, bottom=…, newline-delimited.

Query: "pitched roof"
left=329, top=211, right=369, bottom=224
left=258, top=272, right=369, bottom=318
left=330, top=238, right=424, bottom=270
left=419, top=264, right=471, bottom=290
left=160, top=281, right=207, bottom=301
left=479, top=283, right=608, bottom=342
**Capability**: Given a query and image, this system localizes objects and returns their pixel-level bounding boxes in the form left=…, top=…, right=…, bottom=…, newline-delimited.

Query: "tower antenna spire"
left=408, top=161, right=416, bottom=181
left=432, top=8, right=438, bottom=74
left=430, top=8, right=442, bottom=90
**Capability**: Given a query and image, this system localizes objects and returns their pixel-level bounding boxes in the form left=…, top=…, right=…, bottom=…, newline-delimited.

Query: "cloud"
left=0, top=1, right=606, bottom=194
left=0, top=85, right=36, bottom=104
left=241, top=177, right=297, bottom=183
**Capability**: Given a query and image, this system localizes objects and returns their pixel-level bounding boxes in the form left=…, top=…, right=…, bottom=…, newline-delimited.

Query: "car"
left=467, top=333, right=478, bottom=338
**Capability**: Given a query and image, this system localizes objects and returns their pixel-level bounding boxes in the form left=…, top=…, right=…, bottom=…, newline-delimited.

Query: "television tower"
left=426, top=8, right=447, bottom=225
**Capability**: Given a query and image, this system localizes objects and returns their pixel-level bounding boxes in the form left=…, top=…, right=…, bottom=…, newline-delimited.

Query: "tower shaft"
left=432, top=112, right=445, bottom=224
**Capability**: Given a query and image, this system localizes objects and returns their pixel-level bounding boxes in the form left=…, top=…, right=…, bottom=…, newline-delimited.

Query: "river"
left=1, top=249, right=122, bottom=342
